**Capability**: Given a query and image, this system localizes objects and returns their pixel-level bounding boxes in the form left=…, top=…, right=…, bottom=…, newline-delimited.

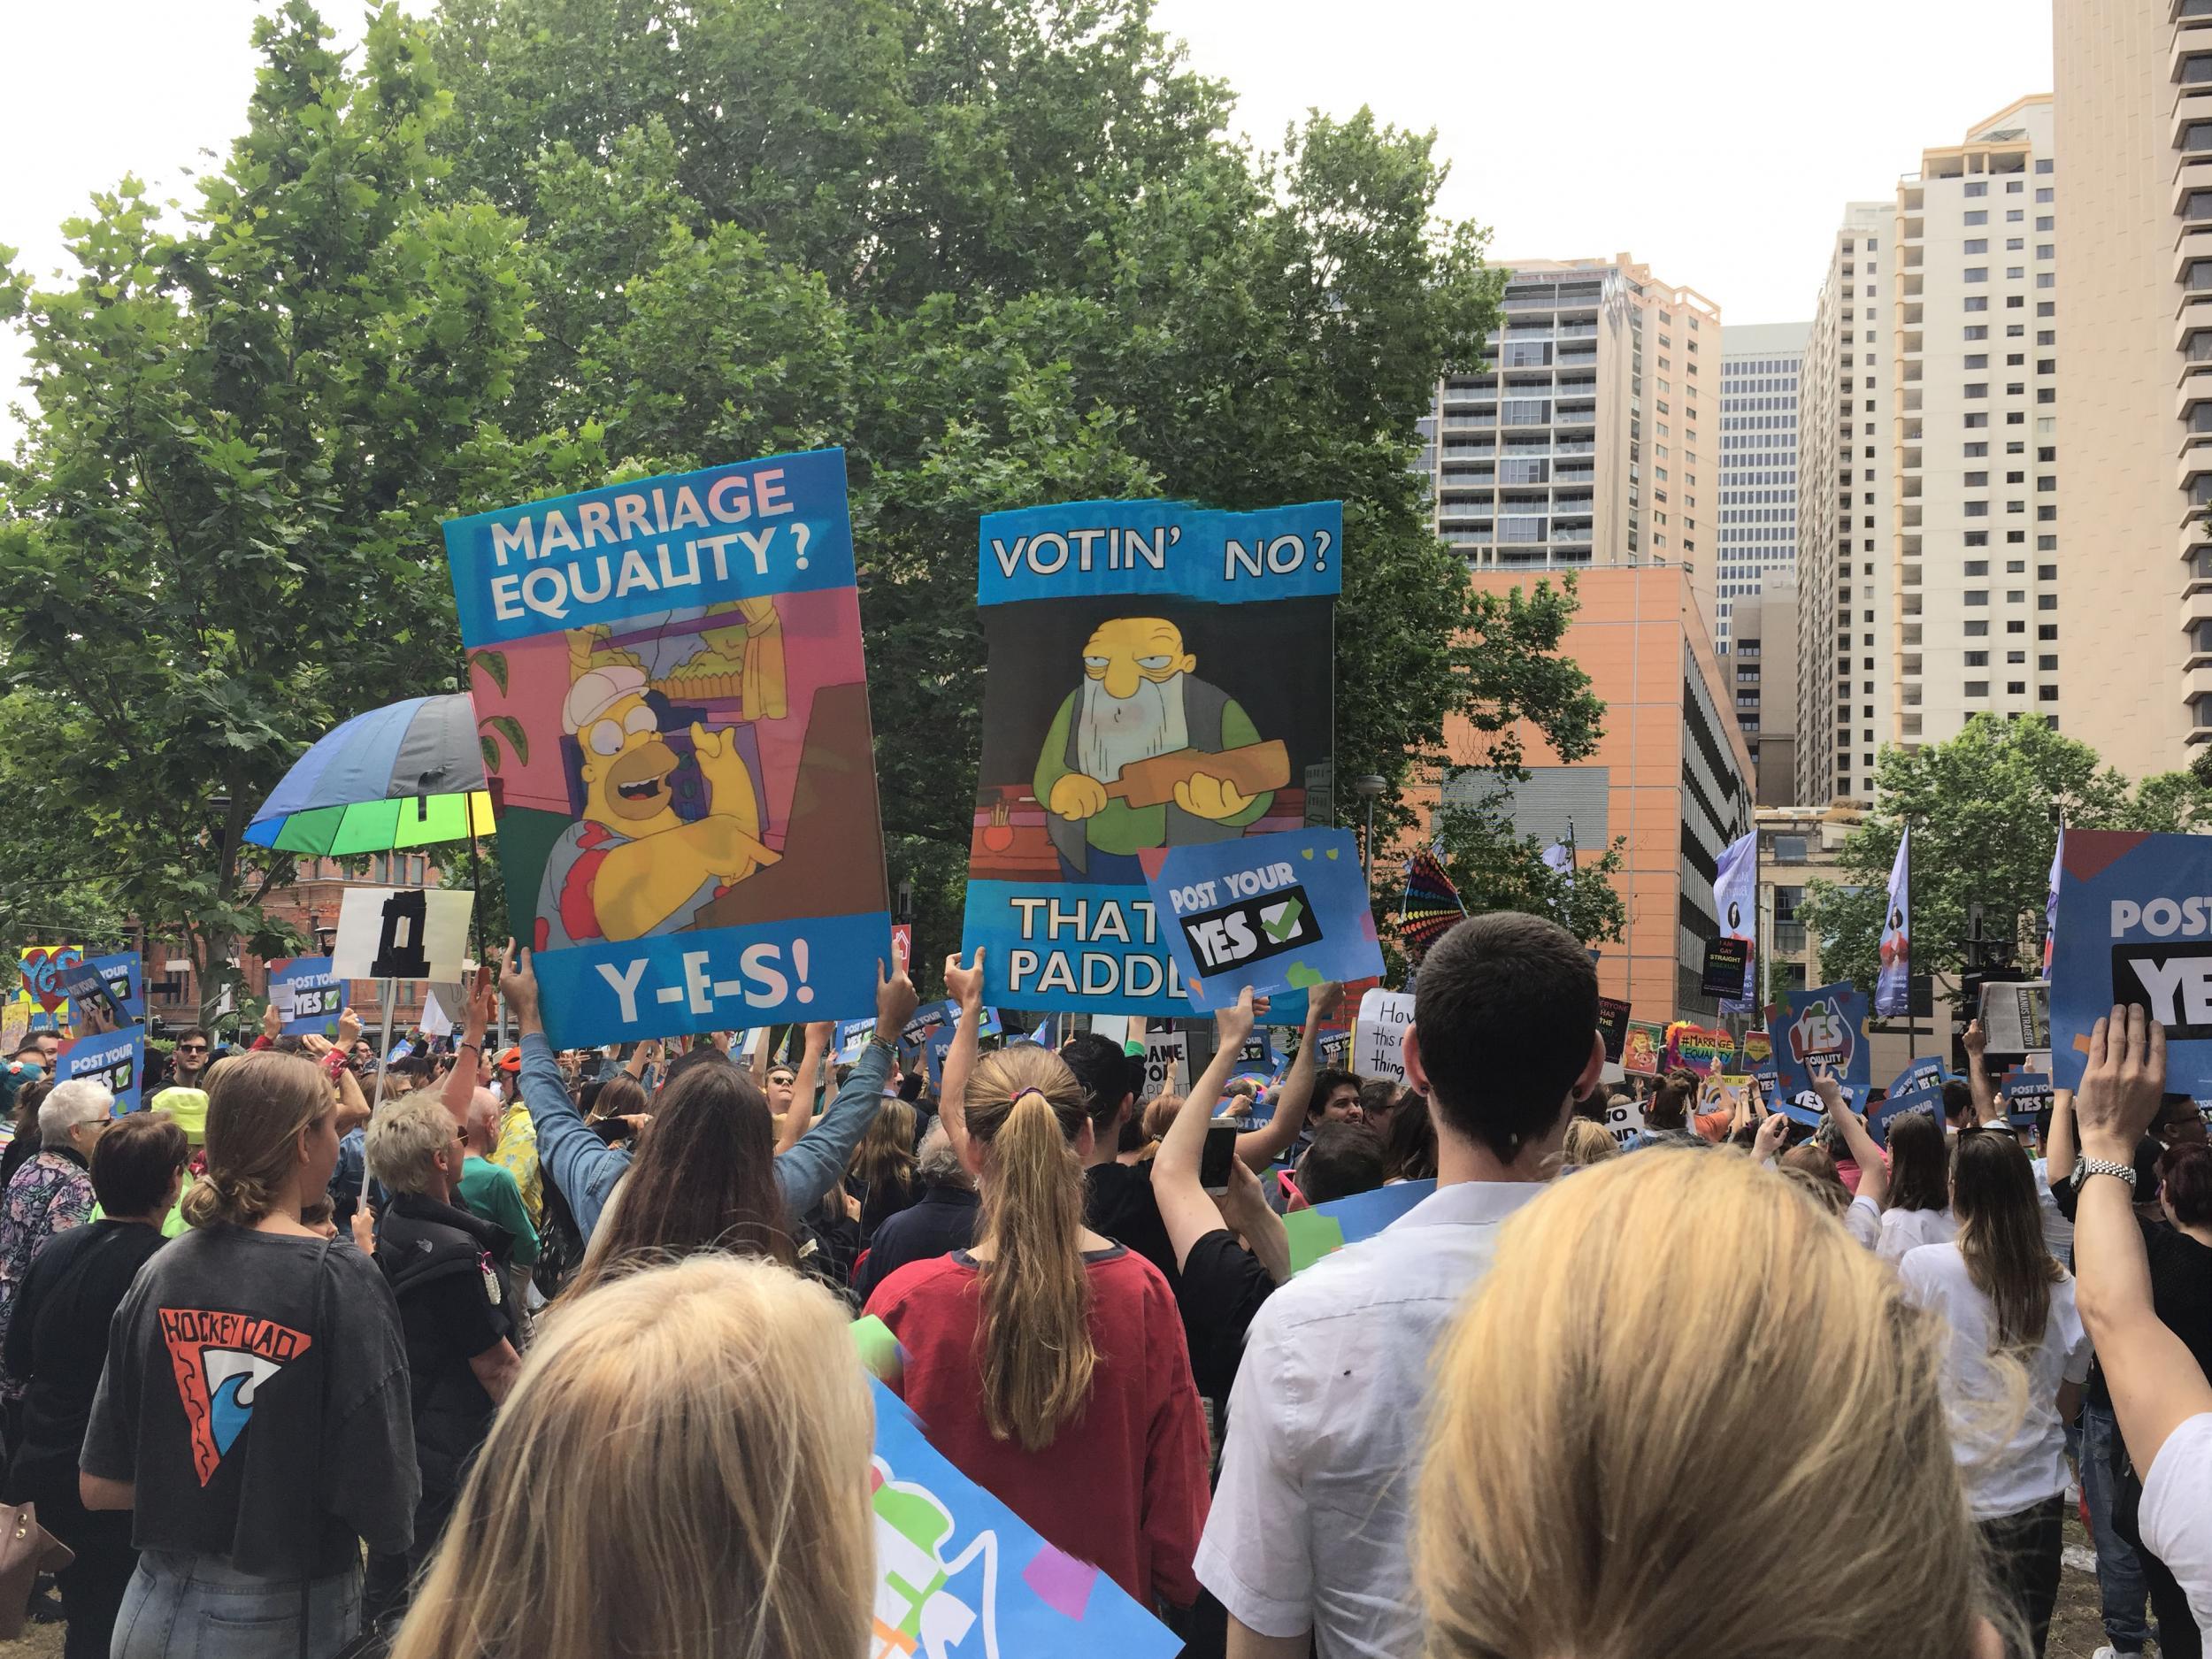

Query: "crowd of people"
left=0, top=911, right=2201, bottom=1657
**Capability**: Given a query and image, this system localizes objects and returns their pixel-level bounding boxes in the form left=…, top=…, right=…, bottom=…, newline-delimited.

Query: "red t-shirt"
left=864, top=1244, right=1210, bottom=1608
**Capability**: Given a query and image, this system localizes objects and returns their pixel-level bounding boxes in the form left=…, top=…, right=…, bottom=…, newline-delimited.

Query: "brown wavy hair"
left=963, top=1045, right=1094, bottom=1451
left=848, top=1097, right=917, bottom=1204
left=1953, top=1130, right=2064, bottom=1351
left=180, top=1051, right=331, bottom=1229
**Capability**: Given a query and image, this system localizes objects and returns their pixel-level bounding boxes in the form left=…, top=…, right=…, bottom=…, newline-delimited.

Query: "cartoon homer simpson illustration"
left=534, top=664, right=779, bottom=949
left=1035, top=617, right=1273, bottom=883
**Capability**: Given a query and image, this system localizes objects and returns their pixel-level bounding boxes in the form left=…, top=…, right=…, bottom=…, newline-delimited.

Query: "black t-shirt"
left=3, top=1219, right=168, bottom=1502
left=1176, top=1228, right=1276, bottom=1413
left=81, top=1225, right=417, bottom=1578
left=1085, top=1160, right=1179, bottom=1286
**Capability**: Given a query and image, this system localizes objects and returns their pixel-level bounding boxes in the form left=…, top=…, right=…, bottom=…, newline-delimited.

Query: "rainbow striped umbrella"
left=243, top=695, right=496, bottom=856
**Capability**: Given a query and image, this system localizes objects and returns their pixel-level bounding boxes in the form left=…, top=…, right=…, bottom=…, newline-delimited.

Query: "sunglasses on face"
left=177, top=1044, right=208, bottom=1055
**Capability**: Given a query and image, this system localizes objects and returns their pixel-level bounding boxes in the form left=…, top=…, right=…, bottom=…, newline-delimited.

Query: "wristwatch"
left=2076, top=1156, right=2137, bottom=1192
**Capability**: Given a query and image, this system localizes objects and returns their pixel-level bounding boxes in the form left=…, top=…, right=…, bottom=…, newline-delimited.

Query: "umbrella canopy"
left=244, top=695, right=495, bottom=856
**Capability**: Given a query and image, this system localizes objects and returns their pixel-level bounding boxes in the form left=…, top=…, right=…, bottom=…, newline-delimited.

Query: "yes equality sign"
left=1141, top=827, right=1381, bottom=1010
left=2051, top=830, right=2212, bottom=1094
left=1770, top=980, right=1871, bottom=1121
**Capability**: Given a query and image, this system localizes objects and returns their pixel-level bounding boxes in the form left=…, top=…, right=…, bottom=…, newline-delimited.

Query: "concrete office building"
left=1429, top=254, right=1724, bottom=628
left=1728, top=580, right=1800, bottom=805
left=1893, top=97, right=2061, bottom=752
left=1796, top=205, right=1895, bottom=808
left=2054, top=3, right=2210, bottom=771
left=1419, top=564, right=1754, bottom=1022
left=1717, top=321, right=1810, bottom=650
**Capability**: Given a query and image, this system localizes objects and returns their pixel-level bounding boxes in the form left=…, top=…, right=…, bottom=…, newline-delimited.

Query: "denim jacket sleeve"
left=774, top=1041, right=892, bottom=1217
left=519, top=1032, right=629, bottom=1241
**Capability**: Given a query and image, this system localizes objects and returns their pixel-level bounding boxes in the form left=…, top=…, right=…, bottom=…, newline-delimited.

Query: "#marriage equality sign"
left=444, top=449, right=892, bottom=1048
left=960, top=498, right=1340, bottom=1014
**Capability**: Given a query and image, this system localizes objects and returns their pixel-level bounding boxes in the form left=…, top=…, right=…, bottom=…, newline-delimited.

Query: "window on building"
left=1966, top=681, right=1990, bottom=696
left=1964, top=267, right=1989, bottom=283
left=1964, top=239, right=1988, bottom=254
left=1965, top=560, right=1989, bottom=575
left=1966, top=620, right=1990, bottom=637
left=1965, top=590, right=1989, bottom=605
left=1966, top=180, right=1988, bottom=197
left=2034, top=159, right=2053, bottom=174
left=1965, top=650, right=1989, bottom=666
left=1964, top=296, right=1988, bottom=312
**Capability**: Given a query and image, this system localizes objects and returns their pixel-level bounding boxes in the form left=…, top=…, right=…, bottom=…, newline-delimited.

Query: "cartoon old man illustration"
left=1035, top=617, right=1287, bottom=882
left=534, top=664, right=779, bottom=948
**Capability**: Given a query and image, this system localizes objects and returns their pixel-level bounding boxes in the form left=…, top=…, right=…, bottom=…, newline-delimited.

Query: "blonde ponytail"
left=964, top=1048, right=1095, bottom=1451
left=182, top=1052, right=331, bottom=1229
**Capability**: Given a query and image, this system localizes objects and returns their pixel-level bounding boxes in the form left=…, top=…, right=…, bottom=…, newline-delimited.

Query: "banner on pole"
left=1711, top=828, right=1757, bottom=1010
left=1876, top=826, right=1912, bottom=1018
left=960, top=498, right=1340, bottom=1015
left=444, top=449, right=891, bottom=1048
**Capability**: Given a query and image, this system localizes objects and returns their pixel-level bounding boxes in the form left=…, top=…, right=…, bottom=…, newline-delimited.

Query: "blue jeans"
left=2081, top=1400, right=2153, bottom=1654
left=111, top=1550, right=362, bottom=1659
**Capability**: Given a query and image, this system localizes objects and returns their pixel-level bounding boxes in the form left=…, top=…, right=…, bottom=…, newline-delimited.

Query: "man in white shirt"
left=1194, top=910, right=1604, bottom=1659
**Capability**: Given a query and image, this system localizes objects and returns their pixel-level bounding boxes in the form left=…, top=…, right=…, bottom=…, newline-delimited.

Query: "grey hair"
left=916, top=1122, right=971, bottom=1190
left=40, top=1079, right=113, bottom=1141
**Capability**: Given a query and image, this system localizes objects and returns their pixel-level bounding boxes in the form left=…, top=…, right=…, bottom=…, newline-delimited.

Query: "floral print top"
left=0, top=1148, right=94, bottom=1369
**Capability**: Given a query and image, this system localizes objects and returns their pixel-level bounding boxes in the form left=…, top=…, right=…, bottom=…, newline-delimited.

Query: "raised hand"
left=2076, top=1003, right=2166, bottom=1164
left=943, top=949, right=986, bottom=1013
left=1215, top=986, right=1257, bottom=1052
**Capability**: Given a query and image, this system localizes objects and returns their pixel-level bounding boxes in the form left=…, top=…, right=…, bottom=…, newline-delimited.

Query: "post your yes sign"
left=2051, top=829, right=2212, bottom=1094
left=1141, top=827, right=1381, bottom=1010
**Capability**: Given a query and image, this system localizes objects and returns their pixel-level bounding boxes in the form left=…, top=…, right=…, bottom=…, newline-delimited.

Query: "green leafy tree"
left=1799, top=713, right=2212, bottom=993
left=0, top=4, right=573, bottom=1021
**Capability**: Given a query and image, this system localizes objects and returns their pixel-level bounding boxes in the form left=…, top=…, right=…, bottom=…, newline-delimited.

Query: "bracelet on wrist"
left=2076, top=1156, right=2138, bottom=1192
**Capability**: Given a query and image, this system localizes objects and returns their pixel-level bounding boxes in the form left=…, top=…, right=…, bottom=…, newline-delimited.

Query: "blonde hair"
left=391, top=1255, right=873, bottom=1659
left=1560, top=1118, right=1617, bottom=1167
left=366, top=1090, right=459, bottom=1196
left=962, top=1046, right=1095, bottom=1452
left=181, top=1051, right=330, bottom=1228
left=1417, top=1149, right=1985, bottom=1659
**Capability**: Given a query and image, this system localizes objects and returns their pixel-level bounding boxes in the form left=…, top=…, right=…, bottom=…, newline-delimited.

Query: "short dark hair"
left=12, top=1034, right=50, bottom=1059
left=1940, top=1079, right=1975, bottom=1124
left=1307, top=1069, right=1362, bottom=1122
left=1646, top=1081, right=1693, bottom=1132
left=664, top=1046, right=735, bottom=1088
left=1057, top=1033, right=1141, bottom=1136
left=1299, top=1121, right=1387, bottom=1206
left=1383, top=1091, right=1437, bottom=1182
left=1358, top=1077, right=1402, bottom=1119
left=1411, top=912, right=1598, bottom=1159
left=174, top=1028, right=211, bottom=1048
left=91, top=1114, right=188, bottom=1217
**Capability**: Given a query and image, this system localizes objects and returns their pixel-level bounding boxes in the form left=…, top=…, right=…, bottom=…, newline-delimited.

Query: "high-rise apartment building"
left=2055, top=4, right=2207, bottom=771
left=1717, top=321, right=1810, bottom=650
left=1728, top=579, right=1800, bottom=805
left=1429, top=254, right=1724, bottom=627
left=1795, top=205, right=1894, bottom=807
left=1893, top=97, right=2060, bottom=752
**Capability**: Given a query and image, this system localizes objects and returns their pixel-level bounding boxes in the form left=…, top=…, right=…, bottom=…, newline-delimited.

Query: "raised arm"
left=1815, top=1066, right=1886, bottom=1209
left=1156, top=990, right=1256, bottom=1272
left=2045, top=1083, right=2078, bottom=1186
left=935, top=951, right=987, bottom=1168
left=1236, top=983, right=1333, bottom=1170
left=1963, top=1018, right=1997, bottom=1123
left=2074, top=1006, right=2212, bottom=1477
left=442, top=969, right=495, bottom=1127
left=499, top=941, right=630, bottom=1242
left=774, top=959, right=914, bottom=1217
left=774, top=1023, right=833, bottom=1156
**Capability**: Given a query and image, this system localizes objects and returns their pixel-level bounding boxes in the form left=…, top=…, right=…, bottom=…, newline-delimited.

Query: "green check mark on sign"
left=1261, top=896, right=1305, bottom=943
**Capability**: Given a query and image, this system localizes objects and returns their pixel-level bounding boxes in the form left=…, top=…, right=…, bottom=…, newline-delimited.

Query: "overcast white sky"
left=3, top=0, right=2053, bottom=447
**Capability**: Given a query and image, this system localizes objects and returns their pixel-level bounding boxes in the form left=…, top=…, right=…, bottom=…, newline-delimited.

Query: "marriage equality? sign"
left=959, top=497, right=1340, bottom=1014
left=2050, top=829, right=2212, bottom=1094
left=444, top=449, right=892, bottom=1048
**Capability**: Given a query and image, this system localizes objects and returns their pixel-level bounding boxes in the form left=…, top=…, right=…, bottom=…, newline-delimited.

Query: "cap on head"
left=563, top=664, right=649, bottom=735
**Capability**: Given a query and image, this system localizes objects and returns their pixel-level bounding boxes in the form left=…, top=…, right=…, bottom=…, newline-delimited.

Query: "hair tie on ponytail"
left=1009, top=1086, right=1041, bottom=1107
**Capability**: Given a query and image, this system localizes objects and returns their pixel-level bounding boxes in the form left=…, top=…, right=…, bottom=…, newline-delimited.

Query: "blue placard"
left=1772, top=981, right=1873, bottom=1107
left=978, top=499, right=1342, bottom=608
left=869, top=1377, right=1181, bottom=1659
left=443, top=449, right=856, bottom=647
left=1869, top=1082, right=1945, bottom=1147
left=1139, top=827, right=1382, bottom=1011
left=273, top=956, right=344, bottom=1037
left=528, top=911, right=894, bottom=1050
left=57, top=952, right=144, bottom=1026
left=56, top=1025, right=145, bottom=1115
left=2051, top=830, right=2212, bottom=1093
left=834, top=1017, right=878, bottom=1064
left=2001, top=1071, right=2054, bottom=1130
left=1312, top=1178, right=1435, bottom=1243
left=1888, top=1056, right=1948, bottom=1099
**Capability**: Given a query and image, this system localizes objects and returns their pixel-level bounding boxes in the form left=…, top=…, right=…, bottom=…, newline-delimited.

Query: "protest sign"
left=58, top=952, right=143, bottom=1031
left=2001, top=1071, right=2054, bottom=1131
left=1700, top=936, right=1752, bottom=1000
left=1980, top=979, right=2051, bottom=1058
left=10, top=945, right=82, bottom=1032
left=1599, top=1092, right=1647, bottom=1150
left=869, top=1379, right=1181, bottom=1659
left=1281, top=1179, right=1437, bottom=1273
left=1141, top=1023, right=1188, bottom=1098
left=1770, top=981, right=1872, bottom=1122
left=1737, top=1028, right=1772, bottom=1071
left=1595, top=996, right=1631, bottom=1064
left=1620, top=1019, right=1664, bottom=1078
left=1869, top=1083, right=1944, bottom=1148
left=1888, top=1056, right=1947, bottom=1100
left=1141, top=826, right=1381, bottom=1010
left=2047, top=831, right=2212, bottom=1090
left=445, top=449, right=892, bottom=1048
left=272, top=956, right=343, bottom=1038
left=834, top=1017, right=878, bottom=1064
left=1352, top=988, right=1412, bottom=1086
left=1663, top=1022, right=1734, bottom=1079
left=332, top=888, right=474, bottom=985
left=960, top=497, right=1341, bottom=1015
left=56, top=1025, right=144, bottom=1115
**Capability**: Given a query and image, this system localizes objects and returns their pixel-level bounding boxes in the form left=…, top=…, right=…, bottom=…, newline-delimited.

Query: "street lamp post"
left=1352, top=775, right=1387, bottom=885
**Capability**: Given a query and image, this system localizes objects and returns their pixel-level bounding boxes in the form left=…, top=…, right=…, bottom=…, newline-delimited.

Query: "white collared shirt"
left=1194, top=1179, right=1545, bottom=1658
